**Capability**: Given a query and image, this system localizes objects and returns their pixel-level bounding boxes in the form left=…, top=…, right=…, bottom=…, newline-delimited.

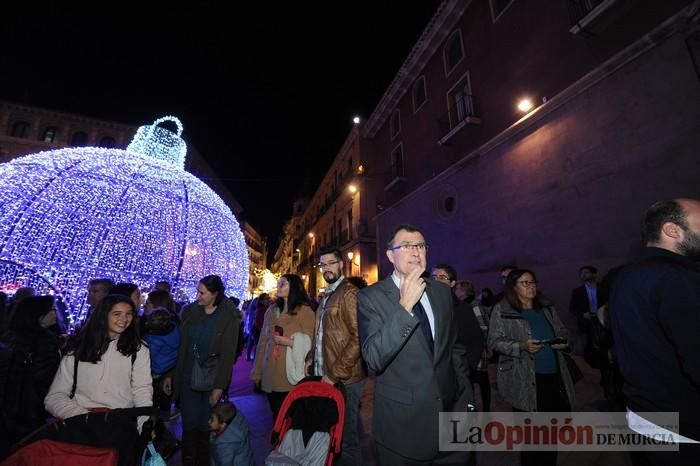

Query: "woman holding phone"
left=251, top=273, right=315, bottom=420
left=487, top=268, right=576, bottom=466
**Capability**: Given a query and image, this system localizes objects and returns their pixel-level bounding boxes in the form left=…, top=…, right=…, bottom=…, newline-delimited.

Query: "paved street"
left=167, top=354, right=633, bottom=465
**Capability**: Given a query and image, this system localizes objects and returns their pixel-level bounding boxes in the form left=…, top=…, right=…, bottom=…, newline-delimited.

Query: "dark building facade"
left=361, top=0, right=700, bottom=309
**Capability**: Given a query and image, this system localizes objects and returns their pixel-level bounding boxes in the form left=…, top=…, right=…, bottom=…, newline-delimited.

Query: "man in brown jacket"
left=311, top=247, right=366, bottom=466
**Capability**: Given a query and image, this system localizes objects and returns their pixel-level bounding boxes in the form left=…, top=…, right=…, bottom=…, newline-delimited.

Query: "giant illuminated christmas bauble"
left=0, top=116, right=248, bottom=325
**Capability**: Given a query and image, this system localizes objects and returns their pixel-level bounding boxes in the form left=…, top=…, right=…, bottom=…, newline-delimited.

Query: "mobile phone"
left=540, top=337, right=567, bottom=345
left=274, top=325, right=284, bottom=336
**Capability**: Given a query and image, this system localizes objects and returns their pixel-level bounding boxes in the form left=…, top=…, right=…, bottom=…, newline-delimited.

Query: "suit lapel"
left=379, top=275, right=400, bottom=301
left=425, top=282, right=445, bottom=364
left=379, top=275, right=435, bottom=357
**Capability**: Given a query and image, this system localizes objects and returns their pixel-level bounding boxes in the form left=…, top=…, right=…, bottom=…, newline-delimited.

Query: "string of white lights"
left=0, top=117, right=248, bottom=326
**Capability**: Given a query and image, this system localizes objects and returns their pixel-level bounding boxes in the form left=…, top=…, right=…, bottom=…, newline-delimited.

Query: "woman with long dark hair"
left=44, top=294, right=152, bottom=465
left=1, top=296, right=61, bottom=447
left=488, top=269, right=576, bottom=466
left=251, top=273, right=315, bottom=420
left=164, top=275, right=240, bottom=466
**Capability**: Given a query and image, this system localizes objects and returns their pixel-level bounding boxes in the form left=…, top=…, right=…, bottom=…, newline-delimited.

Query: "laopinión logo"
left=439, top=412, right=687, bottom=452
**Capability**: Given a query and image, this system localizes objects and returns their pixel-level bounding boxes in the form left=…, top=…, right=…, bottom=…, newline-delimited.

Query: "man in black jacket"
left=430, top=264, right=483, bottom=372
left=610, top=199, right=700, bottom=465
left=569, top=265, right=599, bottom=356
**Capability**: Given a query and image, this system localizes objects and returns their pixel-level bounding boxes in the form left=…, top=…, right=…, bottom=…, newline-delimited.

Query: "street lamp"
left=517, top=97, right=534, bottom=113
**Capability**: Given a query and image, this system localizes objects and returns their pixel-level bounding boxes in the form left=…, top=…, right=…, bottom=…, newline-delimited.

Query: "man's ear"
left=661, top=222, right=682, bottom=239
left=386, top=249, right=395, bottom=264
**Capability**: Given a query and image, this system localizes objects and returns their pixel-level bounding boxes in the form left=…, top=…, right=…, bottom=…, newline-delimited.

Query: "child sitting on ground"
left=209, top=401, right=255, bottom=466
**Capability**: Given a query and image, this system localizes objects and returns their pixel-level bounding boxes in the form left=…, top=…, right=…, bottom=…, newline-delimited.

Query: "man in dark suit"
left=568, top=266, right=598, bottom=354
left=358, top=224, right=473, bottom=465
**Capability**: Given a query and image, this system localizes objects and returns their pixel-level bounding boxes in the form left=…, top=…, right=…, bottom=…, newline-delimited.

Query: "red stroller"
left=267, top=378, right=346, bottom=466
left=0, top=407, right=178, bottom=466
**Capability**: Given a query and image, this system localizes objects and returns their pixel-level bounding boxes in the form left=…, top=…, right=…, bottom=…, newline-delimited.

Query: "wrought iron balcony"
left=437, top=94, right=481, bottom=145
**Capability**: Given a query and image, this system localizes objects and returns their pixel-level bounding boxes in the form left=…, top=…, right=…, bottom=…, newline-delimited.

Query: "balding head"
left=642, top=198, right=700, bottom=258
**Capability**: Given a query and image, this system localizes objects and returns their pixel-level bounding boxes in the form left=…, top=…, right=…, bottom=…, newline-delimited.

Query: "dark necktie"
left=412, top=300, right=434, bottom=352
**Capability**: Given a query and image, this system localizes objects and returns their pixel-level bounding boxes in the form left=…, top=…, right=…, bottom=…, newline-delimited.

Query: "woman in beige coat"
left=251, top=273, right=315, bottom=420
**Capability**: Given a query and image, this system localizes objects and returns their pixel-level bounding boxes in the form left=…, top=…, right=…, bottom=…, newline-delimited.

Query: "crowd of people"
left=0, top=197, right=699, bottom=466
left=0, top=275, right=253, bottom=466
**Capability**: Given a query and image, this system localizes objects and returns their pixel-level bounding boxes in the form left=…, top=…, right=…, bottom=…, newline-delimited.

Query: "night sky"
left=1, top=3, right=440, bottom=250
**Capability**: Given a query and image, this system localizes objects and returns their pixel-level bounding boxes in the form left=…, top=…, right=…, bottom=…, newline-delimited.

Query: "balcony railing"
left=437, top=94, right=481, bottom=144
left=384, top=167, right=407, bottom=191
left=567, top=0, right=618, bottom=34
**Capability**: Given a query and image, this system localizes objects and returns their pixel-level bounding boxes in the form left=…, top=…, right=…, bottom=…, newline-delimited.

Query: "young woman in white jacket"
left=44, top=293, right=152, bottom=463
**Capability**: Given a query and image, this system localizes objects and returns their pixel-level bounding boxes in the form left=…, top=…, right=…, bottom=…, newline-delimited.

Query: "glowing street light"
left=517, top=98, right=534, bottom=113
left=353, top=116, right=361, bottom=124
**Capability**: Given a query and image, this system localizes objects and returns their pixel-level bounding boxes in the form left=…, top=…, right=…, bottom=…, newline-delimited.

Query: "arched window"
left=71, top=131, right=89, bottom=147
left=42, top=127, right=58, bottom=143
left=10, top=121, right=29, bottom=138
left=98, top=136, right=116, bottom=148
left=443, top=30, right=464, bottom=76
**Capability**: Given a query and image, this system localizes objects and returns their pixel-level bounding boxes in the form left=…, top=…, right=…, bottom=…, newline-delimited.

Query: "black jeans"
left=469, top=370, right=491, bottom=411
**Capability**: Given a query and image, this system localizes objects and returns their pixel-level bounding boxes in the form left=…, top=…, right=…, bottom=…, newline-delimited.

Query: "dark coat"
left=453, top=298, right=485, bottom=371
left=173, top=299, right=241, bottom=398
left=609, top=247, right=700, bottom=439
left=569, top=285, right=595, bottom=328
left=1, top=328, right=60, bottom=443
left=358, top=276, right=473, bottom=461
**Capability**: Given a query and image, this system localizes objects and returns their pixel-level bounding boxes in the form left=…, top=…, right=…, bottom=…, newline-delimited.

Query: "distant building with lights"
left=271, top=198, right=308, bottom=278
left=356, top=0, right=700, bottom=313
left=241, top=221, right=267, bottom=296
left=272, top=125, right=378, bottom=297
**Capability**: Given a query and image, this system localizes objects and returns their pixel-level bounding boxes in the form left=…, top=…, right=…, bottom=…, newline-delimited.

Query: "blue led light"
left=0, top=117, right=248, bottom=327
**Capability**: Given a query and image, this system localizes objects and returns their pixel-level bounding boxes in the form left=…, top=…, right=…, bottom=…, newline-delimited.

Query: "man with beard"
left=310, top=247, right=366, bottom=466
left=610, top=199, right=700, bottom=465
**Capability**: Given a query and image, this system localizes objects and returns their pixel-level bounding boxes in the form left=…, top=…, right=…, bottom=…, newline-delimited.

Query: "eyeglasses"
left=431, top=274, right=450, bottom=281
left=317, top=259, right=342, bottom=269
left=516, top=280, right=537, bottom=287
left=388, top=243, right=427, bottom=252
